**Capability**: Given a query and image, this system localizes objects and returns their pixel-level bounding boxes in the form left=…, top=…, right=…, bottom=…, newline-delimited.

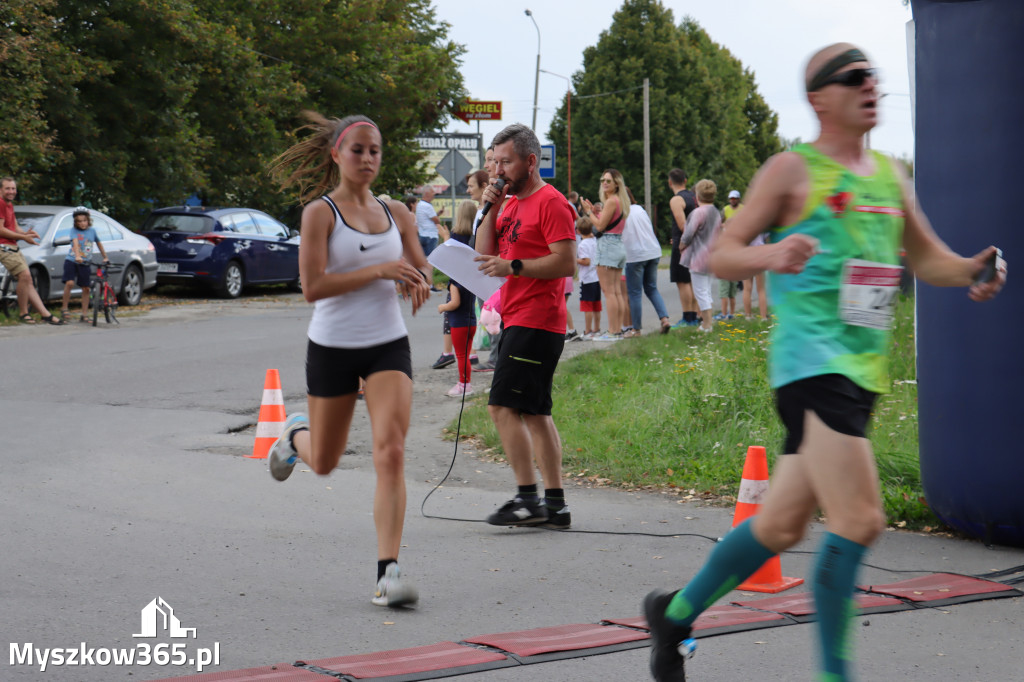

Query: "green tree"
left=0, top=0, right=70, bottom=192
left=547, top=0, right=781, bottom=240
left=1, top=0, right=464, bottom=226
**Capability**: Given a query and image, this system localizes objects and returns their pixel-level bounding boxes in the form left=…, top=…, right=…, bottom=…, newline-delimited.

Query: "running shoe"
left=431, top=352, right=455, bottom=369
left=565, top=329, right=581, bottom=341
left=643, top=589, right=694, bottom=682
left=470, top=354, right=480, bottom=366
left=670, top=319, right=688, bottom=330
left=268, top=413, right=308, bottom=481
left=623, top=329, right=642, bottom=338
left=475, top=358, right=497, bottom=372
left=712, top=313, right=726, bottom=321
left=446, top=382, right=476, bottom=397
left=486, top=497, right=548, bottom=526
left=372, top=563, right=419, bottom=607
left=542, top=502, right=572, bottom=529
left=593, top=332, right=622, bottom=342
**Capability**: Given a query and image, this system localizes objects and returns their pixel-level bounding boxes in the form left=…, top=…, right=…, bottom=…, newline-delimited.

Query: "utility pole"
left=643, top=78, right=651, bottom=216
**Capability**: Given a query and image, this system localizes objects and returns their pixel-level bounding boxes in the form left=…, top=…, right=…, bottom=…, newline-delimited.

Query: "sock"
left=813, top=532, right=867, bottom=679
left=544, top=488, right=565, bottom=510
left=683, top=311, right=697, bottom=323
left=665, top=518, right=775, bottom=626
left=377, top=558, right=397, bottom=582
left=517, top=484, right=539, bottom=503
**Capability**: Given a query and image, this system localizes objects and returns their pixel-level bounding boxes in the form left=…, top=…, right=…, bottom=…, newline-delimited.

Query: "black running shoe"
left=643, top=589, right=693, bottom=682
left=431, top=353, right=455, bottom=369
left=542, top=503, right=572, bottom=529
left=486, top=497, right=548, bottom=526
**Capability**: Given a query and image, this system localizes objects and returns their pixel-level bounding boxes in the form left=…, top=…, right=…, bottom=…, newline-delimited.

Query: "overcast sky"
left=431, top=0, right=915, bottom=162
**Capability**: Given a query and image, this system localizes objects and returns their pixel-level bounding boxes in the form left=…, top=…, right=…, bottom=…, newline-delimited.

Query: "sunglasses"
left=813, top=67, right=878, bottom=91
left=600, top=178, right=614, bottom=184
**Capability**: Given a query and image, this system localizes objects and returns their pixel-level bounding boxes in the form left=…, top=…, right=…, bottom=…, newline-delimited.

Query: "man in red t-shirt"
left=475, top=123, right=577, bottom=529
left=0, top=177, right=62, bottom=324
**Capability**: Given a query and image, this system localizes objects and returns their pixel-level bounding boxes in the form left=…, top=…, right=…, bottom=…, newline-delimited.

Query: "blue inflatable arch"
left=912, top=0, right=1024, bottom=545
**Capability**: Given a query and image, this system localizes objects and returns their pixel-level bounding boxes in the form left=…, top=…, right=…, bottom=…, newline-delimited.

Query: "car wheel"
left=217, top=261, right=244, bottom=298
left=0, top=271, right=16, bottom=317
left=30, top=266, right=49, bottom=302
left=117, top=263, right=143, bottom=306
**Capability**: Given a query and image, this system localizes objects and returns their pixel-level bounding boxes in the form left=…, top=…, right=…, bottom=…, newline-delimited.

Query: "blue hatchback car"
left=140, top=206, right=300, bottom=298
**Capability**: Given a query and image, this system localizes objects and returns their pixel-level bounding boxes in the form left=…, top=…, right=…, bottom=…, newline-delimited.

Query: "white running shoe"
left=372, top=563, right=419, bottom=607
left=446, top=382, right=476, bottom=397
left=268, top=413, right=308, bottom=481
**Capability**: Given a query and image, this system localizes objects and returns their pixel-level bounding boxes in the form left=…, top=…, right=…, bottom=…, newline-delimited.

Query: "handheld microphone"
left=480, top=178, right=507, bottom=218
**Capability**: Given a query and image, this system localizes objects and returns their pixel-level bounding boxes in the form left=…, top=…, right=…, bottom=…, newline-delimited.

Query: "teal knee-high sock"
left=665, top=518, right=775, bottom=626
left=813, top=532, right=867, bottom=681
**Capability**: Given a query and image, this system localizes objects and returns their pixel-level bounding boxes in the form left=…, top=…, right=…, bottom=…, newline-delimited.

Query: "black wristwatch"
left=510, top=259, right=523, bottom=278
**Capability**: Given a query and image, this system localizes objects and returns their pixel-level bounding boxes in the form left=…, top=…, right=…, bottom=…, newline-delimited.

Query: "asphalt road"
left=2, top=281, right=1022, bottom=681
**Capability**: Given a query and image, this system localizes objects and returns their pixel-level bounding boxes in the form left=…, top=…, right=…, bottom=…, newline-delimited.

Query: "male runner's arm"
left=710, top=152, right=818, bottom=281
left=894, top=160, right=1006, bottom=300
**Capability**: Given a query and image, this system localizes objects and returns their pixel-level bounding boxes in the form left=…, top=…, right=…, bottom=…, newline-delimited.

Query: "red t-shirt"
left=496, top=183, right=576, bottom=333
left=0, top=198, right=17, bottom=246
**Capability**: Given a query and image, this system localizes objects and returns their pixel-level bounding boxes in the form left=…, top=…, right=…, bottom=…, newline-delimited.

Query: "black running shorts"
left=306, top=336, right=412, bottom=397
left=487, top=326, right=564, bottom=415
left=774, top=373, right=878, bottom=454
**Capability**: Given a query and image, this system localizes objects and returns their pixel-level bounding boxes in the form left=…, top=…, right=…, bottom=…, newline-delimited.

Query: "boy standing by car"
left=61, top=207, right=108, bottom=322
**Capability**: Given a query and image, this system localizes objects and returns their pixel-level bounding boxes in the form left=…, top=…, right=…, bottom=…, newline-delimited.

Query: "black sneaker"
left=475, top=358, right=496, bottom=373
left=486, top=497, right=548, bottom=526
left=431, top=353, right=455, bottom=369
left=643, top=589, right=693, bottom=682
left=565, top=329, right=580, bottom=342
left=542, top=503, right=571, bottom=529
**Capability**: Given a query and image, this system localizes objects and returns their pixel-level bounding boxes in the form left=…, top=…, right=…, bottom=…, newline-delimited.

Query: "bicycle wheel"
left=92, top=282, right=101, bottom=327
left=106, top=285, right=119, bottom=324
left=0, top=272, right=14, bottom=318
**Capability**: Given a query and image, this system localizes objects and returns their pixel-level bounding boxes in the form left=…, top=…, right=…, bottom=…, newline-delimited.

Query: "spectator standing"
left=679, top=179, right=722, bottom=332
left=623, top=189, right=671, bottom=335
left=0, top=177, right=63, bottom=325
left=581, top=169, right=631, bottom=339
left=575, top=216, right=601, bottom=338
left=437, top=200, right=479, bottom=397
left=726, top=189, right=769, bottom=320
left=60, top=207, right=109, bottom=323
left=266, top=112, right=430, bottom=607
left=475, top=123, right=577, bottom=529
left=667, top=169, right=700, bottom=327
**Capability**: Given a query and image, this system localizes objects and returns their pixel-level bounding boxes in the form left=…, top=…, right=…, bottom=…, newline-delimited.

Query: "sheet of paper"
left=427, top=239, right=505, bottom=301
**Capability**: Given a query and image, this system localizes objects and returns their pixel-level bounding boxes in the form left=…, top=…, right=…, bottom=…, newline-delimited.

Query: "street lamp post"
left=525, top=9, right=540, bottom=131
left=540, top=68, right=571, bottom=193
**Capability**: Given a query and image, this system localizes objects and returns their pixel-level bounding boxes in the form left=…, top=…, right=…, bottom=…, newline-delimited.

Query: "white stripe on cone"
left=256, top=421, right=284, bottom=438
left=737, top=479, right=769, bottom=505
left=262, top=389, right=284, bottom=405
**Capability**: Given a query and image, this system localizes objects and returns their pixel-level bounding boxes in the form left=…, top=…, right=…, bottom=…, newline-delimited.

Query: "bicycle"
left=0, top=263, right=16, bottom=319
left=90, top=259, right=122, bottom=326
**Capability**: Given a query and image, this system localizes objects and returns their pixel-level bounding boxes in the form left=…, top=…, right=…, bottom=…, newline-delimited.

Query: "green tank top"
left=766, top=143, right=905, bottom=394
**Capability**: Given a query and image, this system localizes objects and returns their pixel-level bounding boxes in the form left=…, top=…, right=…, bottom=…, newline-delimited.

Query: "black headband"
left=807, top=49, right=868, bottom=92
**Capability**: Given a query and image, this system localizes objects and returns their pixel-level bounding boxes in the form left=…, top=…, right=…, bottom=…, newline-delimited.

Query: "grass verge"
left=449, top=294, right=939, bottom=530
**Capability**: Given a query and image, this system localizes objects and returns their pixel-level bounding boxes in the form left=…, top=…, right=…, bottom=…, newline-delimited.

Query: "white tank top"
left=306, top=196, right=407, bottom=348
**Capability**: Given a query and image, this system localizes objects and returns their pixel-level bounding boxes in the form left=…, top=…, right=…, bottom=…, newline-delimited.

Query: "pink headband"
left=333, top=121, right=378, bottom=151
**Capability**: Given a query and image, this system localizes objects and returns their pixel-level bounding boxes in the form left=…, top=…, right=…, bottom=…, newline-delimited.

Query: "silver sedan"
left=13, top=205, right=158, bottom=306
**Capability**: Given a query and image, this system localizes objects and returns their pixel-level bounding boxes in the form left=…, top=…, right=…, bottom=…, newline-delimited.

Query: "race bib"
left=839, top=259, right=903, bottom=330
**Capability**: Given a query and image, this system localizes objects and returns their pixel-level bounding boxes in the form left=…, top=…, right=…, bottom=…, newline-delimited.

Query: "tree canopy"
left=547, top=0, right=782, bottom=239
left=0, top=0, right=464, bottom=226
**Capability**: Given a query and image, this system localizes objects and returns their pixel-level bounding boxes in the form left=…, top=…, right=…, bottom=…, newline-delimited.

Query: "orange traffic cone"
left=731, top=445, right=804, bottom=593
left=247, top=369, right=286, bottom=459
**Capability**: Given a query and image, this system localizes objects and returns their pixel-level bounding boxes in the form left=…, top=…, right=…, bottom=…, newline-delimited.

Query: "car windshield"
left=13, top=212, right=54, bottom=234
left=142, top=213, right=214, bottom=234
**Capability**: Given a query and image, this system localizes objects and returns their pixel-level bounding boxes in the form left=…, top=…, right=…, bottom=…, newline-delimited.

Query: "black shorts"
left=488, top=326, right=564, bottom=415
left=63, top=260, right=91, bottom=287
left=669, top=244, right=691, bottom=284
left=580, top=281, right=601, bottom=302
left=774, top=374, right=878, bottom=454
left=306, top=336, right=412, bottom=397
